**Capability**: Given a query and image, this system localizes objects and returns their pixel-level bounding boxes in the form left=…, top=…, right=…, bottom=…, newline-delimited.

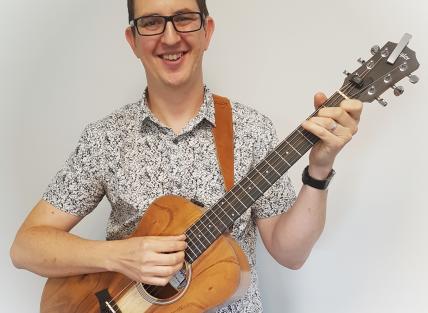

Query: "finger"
left=309, top=117, right=337, bottom=132
left=314, top=92, right=328, bottom=109
left=149, top=234, right=186, bottom=241
left=317, top=106, right=358, bottom=134
left=152, top=251, right=185, bottom=266
left=150, top=240, right=188, bottom=253
left=302, top=120, right=339, bottom=143
left=139, top=275, right=171, bottom=286
left=145, top=262, right=184, bottom=278
left=340, top=99, right=363, bottom=123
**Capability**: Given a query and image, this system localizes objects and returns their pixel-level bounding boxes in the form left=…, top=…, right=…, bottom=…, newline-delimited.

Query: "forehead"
left=134, top=0, right=199, bottom=16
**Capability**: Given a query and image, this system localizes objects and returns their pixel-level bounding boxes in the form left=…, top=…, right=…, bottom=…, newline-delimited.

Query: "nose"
left=160, top=21, right=181, bottom=46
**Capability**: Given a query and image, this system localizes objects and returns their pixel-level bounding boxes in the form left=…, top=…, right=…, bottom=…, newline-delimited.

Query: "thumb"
left=314, top=91, right=328, bottom=109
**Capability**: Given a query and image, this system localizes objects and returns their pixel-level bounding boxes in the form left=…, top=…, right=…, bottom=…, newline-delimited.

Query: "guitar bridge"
left=95, top=289, right=122, bottom=313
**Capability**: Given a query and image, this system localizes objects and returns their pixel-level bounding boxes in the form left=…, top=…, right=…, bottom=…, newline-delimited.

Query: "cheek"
left=135, top=39, right=157, bottom=60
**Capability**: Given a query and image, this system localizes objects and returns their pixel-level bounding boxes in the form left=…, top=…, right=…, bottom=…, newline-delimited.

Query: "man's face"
left=126, top=0, right=214, bottom=89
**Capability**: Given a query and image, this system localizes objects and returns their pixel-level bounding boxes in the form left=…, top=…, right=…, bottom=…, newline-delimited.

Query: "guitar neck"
left=184, top=91, right=348, bottom=264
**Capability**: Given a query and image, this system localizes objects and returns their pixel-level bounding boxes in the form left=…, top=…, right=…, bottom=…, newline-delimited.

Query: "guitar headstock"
left=341, top=34, right=420, bottom=106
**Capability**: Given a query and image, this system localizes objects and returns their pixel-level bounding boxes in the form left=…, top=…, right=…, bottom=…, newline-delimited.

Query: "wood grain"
left=40, top=195, right=250, bottom=313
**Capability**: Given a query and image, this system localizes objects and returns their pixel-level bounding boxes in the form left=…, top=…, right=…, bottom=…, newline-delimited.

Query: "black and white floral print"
left=43, top=87, right=296, bottom=312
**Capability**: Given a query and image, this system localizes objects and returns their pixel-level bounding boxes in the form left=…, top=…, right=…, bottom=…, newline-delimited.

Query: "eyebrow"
left=140, top=8, right=196, bottom=18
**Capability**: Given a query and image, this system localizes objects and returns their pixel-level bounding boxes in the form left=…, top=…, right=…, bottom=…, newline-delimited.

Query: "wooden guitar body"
left=40, top=195, right=250, bottom=313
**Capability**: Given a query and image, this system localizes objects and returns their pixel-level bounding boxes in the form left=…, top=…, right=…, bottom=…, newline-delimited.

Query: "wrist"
left=302, top=165, right=335, bottom=190
left=308, top=164, right=334, bottom=180
left=101, top=240, right=120, bottom=272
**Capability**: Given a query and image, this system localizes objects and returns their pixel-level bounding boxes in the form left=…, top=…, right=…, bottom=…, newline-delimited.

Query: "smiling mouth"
left=159, top=52, right=186, bottom=61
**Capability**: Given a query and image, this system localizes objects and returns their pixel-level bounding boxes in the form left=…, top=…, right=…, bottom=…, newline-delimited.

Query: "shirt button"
left=172, top=138, right=179, bottom=144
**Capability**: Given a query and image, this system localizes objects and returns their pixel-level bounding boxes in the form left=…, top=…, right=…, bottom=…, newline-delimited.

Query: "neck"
left=146, top=80, right=205, bottom=134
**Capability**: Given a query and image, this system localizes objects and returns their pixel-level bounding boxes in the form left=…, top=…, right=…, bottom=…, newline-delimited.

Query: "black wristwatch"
left=302, top=165, right=335, bottom=190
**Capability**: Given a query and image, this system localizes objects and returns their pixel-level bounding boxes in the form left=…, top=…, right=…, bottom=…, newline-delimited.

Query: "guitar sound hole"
left=143, top=283, right=179, bottom=300
left=140, top=267, right=189, bottom=302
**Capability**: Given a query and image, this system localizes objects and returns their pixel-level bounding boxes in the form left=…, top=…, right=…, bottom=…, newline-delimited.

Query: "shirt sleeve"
left=251, top=116, right=297, bottom=219
left=42, top=123, right=106, bottom=217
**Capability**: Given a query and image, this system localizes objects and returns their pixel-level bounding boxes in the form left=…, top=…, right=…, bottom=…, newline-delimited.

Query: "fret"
left=265, top=152, right=288, bottom=176
left=226, top=190, right=248, bottom=211
left=243, top=175, right=264, bottom=195
left=197, top=220, right=217, bottom=240
left=298, top=129, right=316, bottom=145
left=235, top=183, right=256, bottom=202
left=264, top=155, right=282, bottom=179
left=277, top=143, right=299, bottom=165
left=254, top=167, right=272, bottom=185
left=274, top=150, right=291, bottom=166
left=221, top=194, right=240, bottom=216
left=209, top=205, right=233, bottom=229
left=187, top=225, right=210, bottom=246
left=229, top=188, right=249, bottom=210
left=185, top=246, right=198, bottom=261
left=218, top=198, right=241, bottom=220
left=184, top=93, right=352, bottom=265
left=198, top=214, right=224, bottom=236
left=287, top=141, right=302, bottom=156
left=279, top=143, right=295, bottom=159
left=188, top=225, right=212, bottom=248
left=187, top=238, right=203, bottom=255
left=261, top=159, right=281, bottom=178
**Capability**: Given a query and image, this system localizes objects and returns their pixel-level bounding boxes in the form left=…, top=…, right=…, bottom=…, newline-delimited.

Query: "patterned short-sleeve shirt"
left=42, top=87, right=296, bottom=312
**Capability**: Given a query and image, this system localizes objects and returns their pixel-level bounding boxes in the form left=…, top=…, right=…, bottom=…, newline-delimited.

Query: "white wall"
left=1, top=1, right=427, bottom=312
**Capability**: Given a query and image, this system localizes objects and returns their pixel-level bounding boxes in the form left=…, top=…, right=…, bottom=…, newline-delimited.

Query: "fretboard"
left=184, top=91, right=347, bottom=264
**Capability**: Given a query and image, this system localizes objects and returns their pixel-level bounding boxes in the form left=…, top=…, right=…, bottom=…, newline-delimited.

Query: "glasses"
left=130, top=12, right=204, bottom=36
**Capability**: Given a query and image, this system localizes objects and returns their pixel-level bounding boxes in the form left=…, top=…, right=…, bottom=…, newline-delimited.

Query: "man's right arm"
left=10, top=200, right=187, bottom=286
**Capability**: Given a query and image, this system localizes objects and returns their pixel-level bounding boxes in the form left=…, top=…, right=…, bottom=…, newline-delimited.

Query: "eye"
left=174, top=13, right=198, bottom=25
left=139, top=16, right=164, bottom=29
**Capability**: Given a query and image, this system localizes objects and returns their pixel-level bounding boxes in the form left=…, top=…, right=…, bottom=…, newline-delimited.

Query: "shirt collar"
left=139, top=85, right=216, bottom=131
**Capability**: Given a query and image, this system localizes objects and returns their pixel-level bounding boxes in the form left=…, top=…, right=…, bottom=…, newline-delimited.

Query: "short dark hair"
left=127, top=0, right=209, bottom=22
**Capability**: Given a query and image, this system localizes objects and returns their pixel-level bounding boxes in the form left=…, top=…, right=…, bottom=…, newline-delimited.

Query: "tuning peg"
left=392, top=85, right=404, bottom=96
left=376, top=98, right=388, bottom=107
left=371, top=45, right=380, bottom=55
left=408, top=74, right=419, bottom=84
left=357, top=58, right=366, bottom=64
left=343, top=70, right=351, bottom=76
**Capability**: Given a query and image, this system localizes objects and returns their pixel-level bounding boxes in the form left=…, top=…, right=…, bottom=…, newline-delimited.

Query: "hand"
left=301, top=92, right=363, bottom=179
left=109, top=234, right=187, bottom=286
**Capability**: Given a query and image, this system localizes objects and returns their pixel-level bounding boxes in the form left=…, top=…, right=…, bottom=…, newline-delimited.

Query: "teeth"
left=162, top=53, right=183, bottom=61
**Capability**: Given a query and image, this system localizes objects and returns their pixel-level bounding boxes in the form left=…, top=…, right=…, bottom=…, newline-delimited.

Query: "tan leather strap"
left=212, top=94, right=234, bottom=192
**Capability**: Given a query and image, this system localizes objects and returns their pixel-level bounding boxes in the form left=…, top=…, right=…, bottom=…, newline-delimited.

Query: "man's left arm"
left=257, top=92, right=363, bottom=269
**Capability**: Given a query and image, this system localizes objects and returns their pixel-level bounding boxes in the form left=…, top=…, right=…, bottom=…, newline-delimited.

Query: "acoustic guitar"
left=40, top=34, right=420, bottom=313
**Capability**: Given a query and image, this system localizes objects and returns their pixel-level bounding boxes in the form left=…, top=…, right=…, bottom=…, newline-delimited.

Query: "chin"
left=161, top=74, right=192, bottom=88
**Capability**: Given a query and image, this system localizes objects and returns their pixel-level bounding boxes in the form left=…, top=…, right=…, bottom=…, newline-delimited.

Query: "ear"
left=203, top=16, right=215, bottom=51
left=125, top=27, right=139, bottom=57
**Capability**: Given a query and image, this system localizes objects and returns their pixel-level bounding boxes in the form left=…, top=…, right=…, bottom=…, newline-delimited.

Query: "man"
left=10, top=0, right=362, bottom=312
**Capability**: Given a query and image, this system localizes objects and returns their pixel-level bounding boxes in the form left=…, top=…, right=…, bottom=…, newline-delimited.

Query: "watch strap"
left=302, top=165, right=335, bottom=190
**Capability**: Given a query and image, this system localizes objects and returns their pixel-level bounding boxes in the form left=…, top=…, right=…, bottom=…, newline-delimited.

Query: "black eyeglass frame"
left=130, top=12, right=205, bottom=36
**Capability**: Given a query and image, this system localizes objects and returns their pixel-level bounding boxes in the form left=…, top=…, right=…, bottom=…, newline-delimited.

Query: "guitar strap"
left=212, top=94, right=234, bottom=192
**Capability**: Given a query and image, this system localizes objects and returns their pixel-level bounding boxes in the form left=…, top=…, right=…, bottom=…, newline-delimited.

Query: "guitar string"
left=128, top=53, right=405, bottom=303
left=182, top=52, right=392, bottom=256
left=108, top=81, right=359, bottom=308
left=107, top=65, right=374, bottom=308
left=192, top=54, right=396, bottom=244
left=107, top=52, right=393, bottom=307
left=108, top=86, right=355, bottom=309
left=138, top=84, right=356, bottom=299
left=179, top=53, right=399, bottom=270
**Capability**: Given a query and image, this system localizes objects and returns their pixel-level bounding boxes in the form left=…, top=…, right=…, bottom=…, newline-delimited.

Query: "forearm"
left=10, top=226, right=113, bottom=278
left=271, top=179, right=328, bottom=269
